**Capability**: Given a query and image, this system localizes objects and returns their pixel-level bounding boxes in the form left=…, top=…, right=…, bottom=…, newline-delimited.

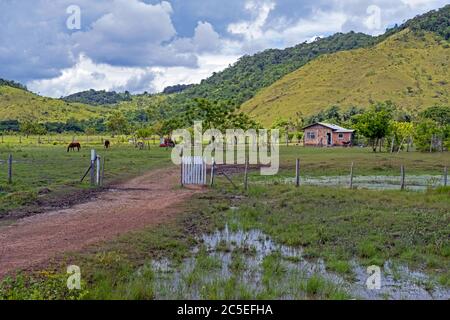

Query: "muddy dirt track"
left=0, top=167, right=202, bottom=278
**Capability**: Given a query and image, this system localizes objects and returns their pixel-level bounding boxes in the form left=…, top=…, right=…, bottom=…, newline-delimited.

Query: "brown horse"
left=104, top=140, right=111, bottom=149
left=67, top=142, right=81, bottom=152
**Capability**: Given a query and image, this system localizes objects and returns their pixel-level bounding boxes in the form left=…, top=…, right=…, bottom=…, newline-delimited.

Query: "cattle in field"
left=104, top=140, right=111, bottom=149
left=67, top=142, right=81, bottom=152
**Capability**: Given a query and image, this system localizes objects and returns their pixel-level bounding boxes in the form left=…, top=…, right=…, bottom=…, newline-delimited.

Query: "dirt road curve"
left=0, top=167, right=201, bottom=278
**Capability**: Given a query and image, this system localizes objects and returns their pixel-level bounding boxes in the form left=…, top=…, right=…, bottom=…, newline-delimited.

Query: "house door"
left=327, top=133, right=332, bottom=146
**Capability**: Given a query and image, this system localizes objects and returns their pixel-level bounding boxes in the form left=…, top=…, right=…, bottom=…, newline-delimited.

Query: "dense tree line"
left=62, top=89, right=132, bottom=105
left=0, top=78, right=27, bottom=91
left=286, top=102, right=450, bottom=152
left=162, top=84, right=193, bottom=94
left=0, top=118, right=106, bottom=134
left=402, top=4, right=450, bottom=40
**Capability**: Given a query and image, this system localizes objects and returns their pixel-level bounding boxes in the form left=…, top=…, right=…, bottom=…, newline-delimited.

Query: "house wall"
left=303, top=124, right=353, bottom=146
left=332, top=132, right=353, bottom=146
left=303, top=124, right=333, bottom=146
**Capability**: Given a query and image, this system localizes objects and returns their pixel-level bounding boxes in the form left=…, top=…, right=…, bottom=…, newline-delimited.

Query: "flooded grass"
left=149, top=226, right=350, bottom=300
left=148, top=225, right=449, bottom=300
left=254, top=175, right=446, bottom=191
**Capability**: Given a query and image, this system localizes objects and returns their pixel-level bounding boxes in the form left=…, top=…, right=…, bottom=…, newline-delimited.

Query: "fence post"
left=244, top=159, right=249, bottom=191
left=295, top=158, right=300, bottom=187
left=101, top=156, right=106, bottom=186
left=8, top=154, right=12, bottom=184
left=400, top=165, right=406, bottom=190
left=96, top=155, right=101, bottom=186
left=350, top=162, right=354, bottom=189
left=430, top=135, right=434, bottom=153
left=180, top=150, right=184, bottom=187
left=90, top=149, right=96, bottom=186
left=210, top=158, right=215, bottom=187
left=444, top=166, right=448, bottom=187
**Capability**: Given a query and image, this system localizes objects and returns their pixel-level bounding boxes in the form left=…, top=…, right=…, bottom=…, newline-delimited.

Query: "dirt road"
left=0, top=167, right=201, bottom=278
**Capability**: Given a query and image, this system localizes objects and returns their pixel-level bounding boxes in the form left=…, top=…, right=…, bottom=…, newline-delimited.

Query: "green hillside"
left=0, top=85, right=110, bottom=122
left=1, top=5, right=448, bottom=129
left=168, top=32, right=380, bottom=108
left=164, top=5, right=450, bottom=122
left=241, top=29, right=450, bottom=126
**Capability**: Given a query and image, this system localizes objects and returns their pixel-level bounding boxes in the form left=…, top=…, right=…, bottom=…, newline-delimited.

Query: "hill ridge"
left=241, top=29, right=450, bottom=125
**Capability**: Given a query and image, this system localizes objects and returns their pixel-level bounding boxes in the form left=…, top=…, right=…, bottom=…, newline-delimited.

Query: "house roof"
left=303, top=122, right=355, bottom=133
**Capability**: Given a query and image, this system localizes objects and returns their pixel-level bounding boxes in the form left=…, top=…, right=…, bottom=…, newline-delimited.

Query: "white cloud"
left=4, top=0, right=447, bottom=97
left=27, top=55, right=151, bottom=97
left=193, top=22, right=221, bottom=52
left=150, top=54, right=240, bottom=92
left=170, top=21, right=222, bottom=54
left=271, top=10, right=348, bottom=46
left=71, top=0, right=198, bottom=68
left=28, top=54, right=239, bottom=97
left=227, top=3, right=348, bottom=53
left=228, top=0, right=276, bottom=41
left=401, top=0, right=439, bottom=9
left=113, top=71, right=157, bottom=93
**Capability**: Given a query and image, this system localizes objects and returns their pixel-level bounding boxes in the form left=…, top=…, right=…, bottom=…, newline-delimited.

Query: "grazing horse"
left=104, top=140, right=111, bottom=149
left=136, top=142, right=145, bottom=150
left=67, top=142, right=81, bottom=152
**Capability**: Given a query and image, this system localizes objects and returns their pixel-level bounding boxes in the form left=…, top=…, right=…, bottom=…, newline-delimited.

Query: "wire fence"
left=0, top=152, right=103, bottom=192
left=211, top=161, right=449, bottom=192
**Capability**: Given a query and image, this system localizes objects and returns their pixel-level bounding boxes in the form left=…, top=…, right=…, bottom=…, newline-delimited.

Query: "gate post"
left=90, top=149, right=96, bottom=186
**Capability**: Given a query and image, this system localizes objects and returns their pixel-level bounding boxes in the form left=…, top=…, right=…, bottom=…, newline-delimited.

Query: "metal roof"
left=303, top=122, right=355, bottom=133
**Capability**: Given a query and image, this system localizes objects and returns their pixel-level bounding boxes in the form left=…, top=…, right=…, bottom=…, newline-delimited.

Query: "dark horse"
left=67, top=142, right=81, bottom=152
left=104, top=140, right=111, bottom=149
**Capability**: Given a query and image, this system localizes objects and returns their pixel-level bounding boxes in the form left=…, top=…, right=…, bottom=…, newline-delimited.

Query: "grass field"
left=276, top=146, right=449, bottom=176
left=0, top=145, right=448, bottom=299
left=0, top=135, right=172, bottom=216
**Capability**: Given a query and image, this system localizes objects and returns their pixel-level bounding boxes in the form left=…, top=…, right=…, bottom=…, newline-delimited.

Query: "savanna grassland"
left=0, top=146, right=448, bottom=300
left=0, top=86, right=112, bottom=122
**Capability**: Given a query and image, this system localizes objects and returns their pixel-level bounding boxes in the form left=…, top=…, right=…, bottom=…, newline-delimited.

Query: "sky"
left=0, top=0, right=448, bottom=97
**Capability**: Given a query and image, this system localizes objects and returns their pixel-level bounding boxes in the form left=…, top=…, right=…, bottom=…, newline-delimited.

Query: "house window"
left=306, top=132, right=316, bottom=140
left=338, top=133, right=344, bottom=140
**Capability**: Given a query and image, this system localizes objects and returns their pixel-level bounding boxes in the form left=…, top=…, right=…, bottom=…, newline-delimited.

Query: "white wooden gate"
left=181, top=156, right=207, bottom=186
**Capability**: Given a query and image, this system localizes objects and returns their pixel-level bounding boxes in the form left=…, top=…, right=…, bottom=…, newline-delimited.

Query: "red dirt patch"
left=0, top=167, right=203, bottom=279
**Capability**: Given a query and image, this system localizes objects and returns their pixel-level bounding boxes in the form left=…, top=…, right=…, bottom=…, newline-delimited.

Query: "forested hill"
left=241, top=30, right=450, bottom=125
left=62, top=89, right=132, bottom=105
left=240, top=5, right=450, bottom=125
left=400, top=4, right=450, bottom=40
left=169, top=32, right=379, bottom=107
left=167, top=5, right=450, bottom=112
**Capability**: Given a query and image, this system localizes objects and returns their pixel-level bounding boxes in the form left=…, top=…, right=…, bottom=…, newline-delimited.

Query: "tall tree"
left=354, top=102, right=395, bottom=152
left=106, top=112, right=129, bottom=136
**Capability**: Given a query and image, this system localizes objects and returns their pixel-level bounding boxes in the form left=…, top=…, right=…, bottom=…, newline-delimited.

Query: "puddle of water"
left=257, top=175, right=445, bottom=191
left=149, top=225, right=450, bottom=300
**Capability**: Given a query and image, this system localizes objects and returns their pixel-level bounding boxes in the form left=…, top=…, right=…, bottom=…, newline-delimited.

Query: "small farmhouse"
left=303, top=123, right=354, bottom=147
